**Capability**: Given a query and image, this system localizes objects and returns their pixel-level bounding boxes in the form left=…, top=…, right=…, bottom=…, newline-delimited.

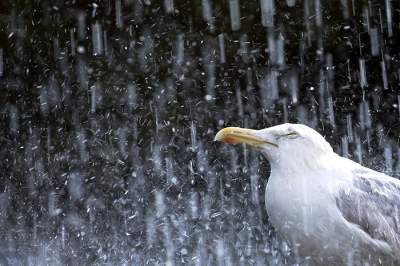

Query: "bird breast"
left=265, top=173, right=317, bottom=238
left=265, top=170, right=345, bottom=259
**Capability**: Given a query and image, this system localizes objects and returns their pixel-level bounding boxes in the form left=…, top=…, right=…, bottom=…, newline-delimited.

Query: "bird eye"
left=282, top=132, right=299, bottom=139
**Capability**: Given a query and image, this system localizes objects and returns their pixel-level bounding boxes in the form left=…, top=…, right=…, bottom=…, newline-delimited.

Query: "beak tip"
left=214, top=129, right=225, bottom=142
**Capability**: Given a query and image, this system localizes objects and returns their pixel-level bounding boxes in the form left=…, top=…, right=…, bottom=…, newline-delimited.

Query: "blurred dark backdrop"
left=1, top=0, right=400, bottom=265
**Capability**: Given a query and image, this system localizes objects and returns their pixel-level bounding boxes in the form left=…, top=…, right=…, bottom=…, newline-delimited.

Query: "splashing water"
left=1, top=0, right=400, bottom=264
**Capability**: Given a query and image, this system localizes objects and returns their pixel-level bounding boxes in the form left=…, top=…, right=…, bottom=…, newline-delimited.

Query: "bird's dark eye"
left=281, top=132, right=299, bottom=139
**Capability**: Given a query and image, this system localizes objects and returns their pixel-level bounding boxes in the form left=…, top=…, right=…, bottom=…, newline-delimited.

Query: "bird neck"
left=269, top=152, right=335, bottom=177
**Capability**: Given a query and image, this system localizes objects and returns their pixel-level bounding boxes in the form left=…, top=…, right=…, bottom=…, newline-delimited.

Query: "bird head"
left=214, top=123, right=333, bottom=168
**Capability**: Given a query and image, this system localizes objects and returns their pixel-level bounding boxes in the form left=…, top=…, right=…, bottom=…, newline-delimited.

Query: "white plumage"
left=215, top=123, right=400, bottom=265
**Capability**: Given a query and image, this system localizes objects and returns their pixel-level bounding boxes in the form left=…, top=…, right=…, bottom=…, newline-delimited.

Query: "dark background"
left=1, top=0, right=400, bottom=265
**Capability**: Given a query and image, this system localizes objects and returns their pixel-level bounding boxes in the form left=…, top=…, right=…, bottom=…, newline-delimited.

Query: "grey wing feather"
left=335, top=167, right=400, bottom=252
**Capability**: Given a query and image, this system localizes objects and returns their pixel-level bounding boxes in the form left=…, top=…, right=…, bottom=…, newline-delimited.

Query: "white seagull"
left=214, top=123, right=400, bottom=265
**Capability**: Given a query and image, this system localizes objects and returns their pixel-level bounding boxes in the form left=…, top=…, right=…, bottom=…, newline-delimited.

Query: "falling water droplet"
left=385, top=0, right=393, bottom=37
left=115, top=0, right=124, bottom=28
left=91, top=21, right=104, bottom=56
left=359, top=58, right=368, bottom=88
left=260, top=0, right=275, bottom=27
left=218, top=33, right=226, bottom=64
left=0, top=48, right=3, bottom=77
left=384, top=145, right=393, bottom=175
left=229, top=0, right=241, bottom=31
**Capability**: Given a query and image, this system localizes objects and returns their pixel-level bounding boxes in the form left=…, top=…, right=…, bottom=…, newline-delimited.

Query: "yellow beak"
left=214, top=127, right=278, bottom=148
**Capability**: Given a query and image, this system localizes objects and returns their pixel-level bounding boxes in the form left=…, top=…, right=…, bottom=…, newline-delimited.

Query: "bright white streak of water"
left=229, top=0, right=241, bottom=31
left=340, top=0, right=349, bottom=19
left=396, top=148, right=400, bottom=176
left=127, top=83, right=137, bottom=111
left=385, top=0, right=393, bottom=36
left=355, top=135, right=363, bottom=164
left=398, top=95, right=400, bottom=120
left=286, top=0, right=296, bottom=7
left=260, top=0, right=274, bottom=27
left=290, top=70, right=299, bottom=104
left=155, top=191, right=166, bottom=218
left=117, top=127, right=127, bottom=159
left=369, top=27, right=379, bottom=56
left=164, top=0, right=175, bottom=14
left=384, top=145, right=393, bottom=175
left=77, top=129, right=88, bottom=162
left=90, top=82, right=99, bottom=113
left=381, top=59, right=388, bottom=90
left=9, top=105, right=18, bottom=134
left=175, top=34, right=184, bottom=66
left=359, top=101, right=372, bottom=130
left=191, top=121, right=197, bottom=150
left=216, top=239, right=225, bottom=266
left=39, top=87, right=49, bottom=115
left=327, top=97, right=335, bottom=128
left=276, top=33, right=285, bottom=67
left=92, top=22, right=103, bottom=56
left=267, top=30, right=276, bottom=64
left=202, top=0, right=215, bottom=32
left=346, top=114, right=353, bottom=143
left=146, top=213, right=155, bottom=247
left=270, top=70, right=279, bottom=100
left=0, top=48, right=3, bottom=77
left=236, top=84, right=244, bottom=117
left=48, top=191, right=61, bottom=216
left=69, top=172, right=84, bottom=201
left=341, top=136, right=349, bottom=158
left=77, top=12, right=86, bottom=39
left=359, top=58, right=368, bottom=88
left=70, top=29, right=76, bottom=56
left=115, top=0, right=123, bottom=28
left=190, top=192, right=199, bottom=219
left=363, top=6, right=370, bottom=32
left=218, top=33, right=226, bottom=64
left=315, top=0, right=322, bottom=26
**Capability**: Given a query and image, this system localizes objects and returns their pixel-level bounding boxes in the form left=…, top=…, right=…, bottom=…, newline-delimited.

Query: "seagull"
left=214, top=123, right=400, bottom=265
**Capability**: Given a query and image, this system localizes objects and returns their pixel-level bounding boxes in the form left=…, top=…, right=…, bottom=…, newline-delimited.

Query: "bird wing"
left=335, top=166, right=400, bottom=253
